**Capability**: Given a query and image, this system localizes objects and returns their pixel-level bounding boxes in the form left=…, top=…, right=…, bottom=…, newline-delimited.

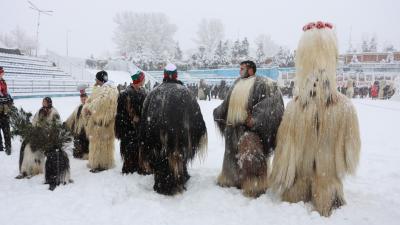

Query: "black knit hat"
left=96, top=70, right=108, bottom=83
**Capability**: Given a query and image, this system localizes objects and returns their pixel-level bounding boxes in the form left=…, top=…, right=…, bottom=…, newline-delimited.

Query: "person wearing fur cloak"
left=16, top=97, right=61, bottom=179
left=140, top=64, right=207, bottom=195
left=115, top=70, right=147, bottom=174
left=65, top=88, right=89, bottom=159
left=271, top=22, right=361, bottom=217
left=83, top=70, right=118, bottom=173
left=213, top=60, right=284, bottom=197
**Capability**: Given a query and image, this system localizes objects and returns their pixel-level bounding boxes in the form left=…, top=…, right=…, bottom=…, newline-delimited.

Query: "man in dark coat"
left=213, top=60, right=284, bottom=197
left=140, top=63, right=207, bottom=195
left=115, top=70, right=147, bottom=174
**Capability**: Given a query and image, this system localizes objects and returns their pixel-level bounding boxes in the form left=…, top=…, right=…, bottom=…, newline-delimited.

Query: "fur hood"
left=294, top=27, right=339, bottom=106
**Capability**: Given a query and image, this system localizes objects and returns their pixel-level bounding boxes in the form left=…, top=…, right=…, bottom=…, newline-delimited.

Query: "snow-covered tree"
left=254, top=34, right=280, bottom=57
left=113, top=12, right=177, bottom=69
left=273, top=47, right=294, bottom=67
left=174, top=42, right=183, bottom=61
left=0, top=26, right=37, bottom=55
left=195, top=18, right=225, bottom=55
left=231, top=39, right=241, bottom=64
left=383, top=43, right=396, bottom=52
left=255, top=41, right=266, bottom=64
left=369, top=36, right=378, bottom=52
left=361, top=38, right=369, bottom=52
left=239, top=38, right=250, bottom=59
left=361, top=35, right=378, bottom=53
left=214, top=40, right=230, bottom=66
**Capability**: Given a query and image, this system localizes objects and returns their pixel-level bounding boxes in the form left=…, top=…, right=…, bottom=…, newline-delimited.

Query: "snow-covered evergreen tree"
left=273, top=47, right=294, bottom=67
left=174, top=42, right=183, bottom=61
left=255, top=41, right=265, bottom=64
left=361, top=39, right=369, bottom=52
left=231, top=39, right=241, bottom=64
left=369, top=36, right=378, bottom=52
left=239, top=38, right=250, bottom=59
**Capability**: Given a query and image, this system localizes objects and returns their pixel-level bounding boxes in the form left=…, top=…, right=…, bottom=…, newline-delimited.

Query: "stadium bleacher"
left=0, top=52, right=91, bottom=97
left=0, top=52, right=71, bottom=79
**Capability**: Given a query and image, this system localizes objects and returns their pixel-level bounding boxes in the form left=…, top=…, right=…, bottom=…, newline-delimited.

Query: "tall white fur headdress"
left=295, top=21, right=339, bottom=105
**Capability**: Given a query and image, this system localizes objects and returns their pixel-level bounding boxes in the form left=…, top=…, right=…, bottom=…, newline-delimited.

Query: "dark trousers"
left=120, top=137, right=141, bottom=174
left=0, top=114, right=11, bottom=152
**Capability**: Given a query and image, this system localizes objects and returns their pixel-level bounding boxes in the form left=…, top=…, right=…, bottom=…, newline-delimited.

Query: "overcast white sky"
left=1, top=0, right=399, bottom=58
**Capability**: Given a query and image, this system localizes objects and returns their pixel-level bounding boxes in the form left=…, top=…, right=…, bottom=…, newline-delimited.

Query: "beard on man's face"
left=240, top=67, right=248, bottom=78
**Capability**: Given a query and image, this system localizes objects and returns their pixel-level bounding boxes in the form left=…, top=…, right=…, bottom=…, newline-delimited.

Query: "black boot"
left=90, top=168, right=106, bottom=173
left=5, top=146, right=11, bottom=155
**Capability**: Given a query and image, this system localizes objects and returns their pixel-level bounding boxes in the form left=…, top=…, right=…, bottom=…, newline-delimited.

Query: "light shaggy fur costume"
left=271, top=26, right=361, bottom=217
left=65, top=106, right=87, bottom=136
left=65, top=104, right=89, bottom=159
left=83, top=83, right=118, bottom=170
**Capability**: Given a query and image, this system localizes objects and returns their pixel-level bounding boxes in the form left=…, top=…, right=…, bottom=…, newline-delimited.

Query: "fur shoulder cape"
left=83, top=84, right=118, bottom=127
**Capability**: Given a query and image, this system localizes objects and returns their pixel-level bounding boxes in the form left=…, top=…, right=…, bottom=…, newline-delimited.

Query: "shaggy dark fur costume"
left=214, top=76, right=284, bottom=197
left=140, top=79, right=207, bottom=195
left=115, top=85, right=147, bottom=174
left=45, top=149, right=71, bottom=191
left=72, top=105, right=89, bottom=159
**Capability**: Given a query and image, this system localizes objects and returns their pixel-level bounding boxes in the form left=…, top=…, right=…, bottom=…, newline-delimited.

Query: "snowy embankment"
left=87, top=69, right=131, bottom=85
left=0, top=97, right=399, bottom=225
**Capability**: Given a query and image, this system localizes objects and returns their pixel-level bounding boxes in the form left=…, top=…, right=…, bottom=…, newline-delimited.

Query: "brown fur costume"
left=271, top=23, right=361, bottom=217
left=83, top=83, right=118, bottom=171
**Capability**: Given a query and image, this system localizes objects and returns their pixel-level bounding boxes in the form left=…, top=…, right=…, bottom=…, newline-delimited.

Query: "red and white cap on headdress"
left=302, top=21, right=333, bottom=32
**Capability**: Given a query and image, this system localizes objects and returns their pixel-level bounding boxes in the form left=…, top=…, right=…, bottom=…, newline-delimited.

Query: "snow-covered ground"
left=0, top=97, right=399, bottom=225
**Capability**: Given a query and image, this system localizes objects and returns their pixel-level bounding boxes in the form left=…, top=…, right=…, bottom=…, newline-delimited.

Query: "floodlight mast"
left=28, top=1, right=53, bottom=56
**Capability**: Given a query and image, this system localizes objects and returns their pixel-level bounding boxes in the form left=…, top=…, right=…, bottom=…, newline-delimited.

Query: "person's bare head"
left=240, top=61, right=256, bottom=78
left=80, top=94, right=88, bottom=104
left=42, top=97, right=52, bottom=108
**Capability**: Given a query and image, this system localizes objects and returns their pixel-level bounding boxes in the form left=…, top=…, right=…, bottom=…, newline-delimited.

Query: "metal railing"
left=46, top=50, right=94, bottom=81
left=7, top=78, right=92, bottom=98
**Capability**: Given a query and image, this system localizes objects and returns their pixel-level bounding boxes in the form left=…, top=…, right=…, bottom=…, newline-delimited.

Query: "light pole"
left=66, top=29, right=70, bottom=56
left=28, top=1, right=53, bottom=56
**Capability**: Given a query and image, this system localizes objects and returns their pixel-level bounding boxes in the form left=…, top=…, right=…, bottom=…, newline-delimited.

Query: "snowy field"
left=0, top=96, right=400, bottom=225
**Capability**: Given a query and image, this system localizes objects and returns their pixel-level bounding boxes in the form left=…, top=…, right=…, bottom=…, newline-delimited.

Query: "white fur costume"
left=271, top=23, right=361, bottom=216
left=83, top=82, right=118, bottom=171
